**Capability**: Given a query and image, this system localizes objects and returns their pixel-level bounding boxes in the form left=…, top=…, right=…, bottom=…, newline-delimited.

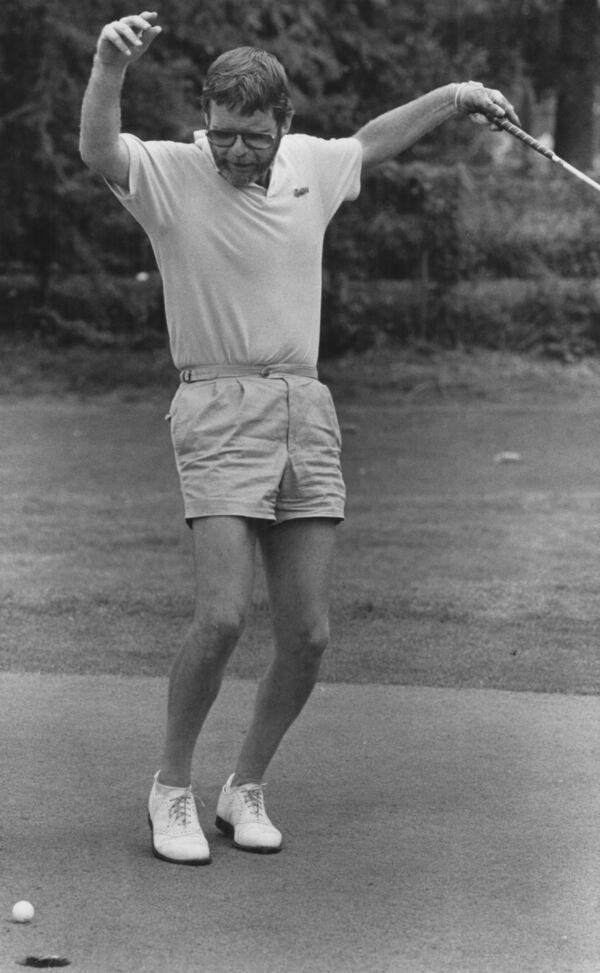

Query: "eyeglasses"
left=206, top=129, right=276, bottom=150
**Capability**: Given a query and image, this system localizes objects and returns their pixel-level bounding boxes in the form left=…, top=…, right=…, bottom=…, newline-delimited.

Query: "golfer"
left=80, top=10, right=518, bottom=865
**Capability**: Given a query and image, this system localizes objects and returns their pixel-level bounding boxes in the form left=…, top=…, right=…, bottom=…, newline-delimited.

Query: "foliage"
left=554, top=0, right=598, bottom=166
left=0, top=0, right=480, bottom=270
left=427, top=0, right=560, bottom=97
left=3, top=0, right=598, bottom=359
left=320, top=165, right=600, bottom=357
left=440, top=278, right=600, bottom=358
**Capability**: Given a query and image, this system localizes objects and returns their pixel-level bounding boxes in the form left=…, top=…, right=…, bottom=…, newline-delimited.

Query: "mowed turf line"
left=2, top=367, right=600, bottom=693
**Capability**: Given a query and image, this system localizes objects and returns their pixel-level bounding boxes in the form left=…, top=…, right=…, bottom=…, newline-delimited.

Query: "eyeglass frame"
left=206, top=129, right=277, bottom=151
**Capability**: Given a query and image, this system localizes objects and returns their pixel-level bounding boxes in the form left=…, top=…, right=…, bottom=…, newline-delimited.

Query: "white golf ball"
left=12, top=900, right=34, bottom=923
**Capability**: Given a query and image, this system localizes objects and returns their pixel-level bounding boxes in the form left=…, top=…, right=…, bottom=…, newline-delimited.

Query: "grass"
left=2, top=342, right=600, bottom=693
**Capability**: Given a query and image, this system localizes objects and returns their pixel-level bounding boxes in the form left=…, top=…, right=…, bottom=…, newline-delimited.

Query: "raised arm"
left=79, top=11, right=162, bottom=188
left=354, top=81, right=520, bottom=171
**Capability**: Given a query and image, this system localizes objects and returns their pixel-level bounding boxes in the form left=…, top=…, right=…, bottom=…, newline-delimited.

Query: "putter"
left=492, top=115, right=600, bottom=195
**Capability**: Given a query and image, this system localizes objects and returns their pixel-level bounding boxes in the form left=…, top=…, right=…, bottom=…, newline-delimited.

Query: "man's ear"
left=281, top=110, right=294, bottom=135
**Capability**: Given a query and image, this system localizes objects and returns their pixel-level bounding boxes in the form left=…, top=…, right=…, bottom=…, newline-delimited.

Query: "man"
left=80, top=10, right=518, bottom=866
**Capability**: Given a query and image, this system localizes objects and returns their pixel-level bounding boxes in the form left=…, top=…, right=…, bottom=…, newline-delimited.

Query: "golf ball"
left=12, top=900, right=34, bottom=922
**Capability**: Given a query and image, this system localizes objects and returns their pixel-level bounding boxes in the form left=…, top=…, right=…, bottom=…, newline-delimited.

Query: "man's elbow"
left=78, top=140, right=129, bottom=185
left=79, top=141, right=94, bottom=170
left=79, top=139, right=106, bottom=171
left=79, top=136, right=102, bottom=171
left=353, top=133, right=378, bottom=172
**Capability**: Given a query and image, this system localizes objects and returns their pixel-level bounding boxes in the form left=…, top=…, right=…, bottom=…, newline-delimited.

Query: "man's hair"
left=201, top=47, right=293, bottom=126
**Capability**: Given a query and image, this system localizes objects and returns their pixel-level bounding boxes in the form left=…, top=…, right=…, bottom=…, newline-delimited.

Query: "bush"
left=324, top=276, right=600, bottom=358
left=0, top=274, right=40, bottom=332
left=458, top=169, right=600, bottom=280
left=0, top=270, right=165, bottom=348
left=321, top=277, right=438, bottom=354
left=321, top=163, right=600, bottom=356
left=325, top=160, right=473, bottom=284
left=441, top=278, right=600, bottom=357
left=46, top=273, right=165, bottom=345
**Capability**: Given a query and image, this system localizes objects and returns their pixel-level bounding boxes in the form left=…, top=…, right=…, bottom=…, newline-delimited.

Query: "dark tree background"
left=1, top=0, right=599, bottom=354
left=554, top=0, right=598, bottom=167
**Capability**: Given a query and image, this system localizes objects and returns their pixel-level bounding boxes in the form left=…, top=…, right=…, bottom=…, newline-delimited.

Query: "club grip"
left=493, top=117, right=555, bottom=161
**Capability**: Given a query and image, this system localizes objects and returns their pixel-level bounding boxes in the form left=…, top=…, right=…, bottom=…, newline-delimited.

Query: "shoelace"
left=169, top=790, right=194, bottom=827
left=240, top=784, right=266, bottom=818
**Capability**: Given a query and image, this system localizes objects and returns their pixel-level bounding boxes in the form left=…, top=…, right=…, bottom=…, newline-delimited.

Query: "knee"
left=289, top=620, right=330, bottom=665
left=188, top=606, right=246, bottom=661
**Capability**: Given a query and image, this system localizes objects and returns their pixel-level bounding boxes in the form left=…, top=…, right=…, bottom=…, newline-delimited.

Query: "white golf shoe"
left=148, top=772, right=211, bottom=865
left=215, top=774, right=283, bottom=853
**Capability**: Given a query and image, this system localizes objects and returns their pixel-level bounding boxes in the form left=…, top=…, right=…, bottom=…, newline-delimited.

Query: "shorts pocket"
left=168, top=380, right=245, bottom=454
left=316, top=382, right=342, bottom=451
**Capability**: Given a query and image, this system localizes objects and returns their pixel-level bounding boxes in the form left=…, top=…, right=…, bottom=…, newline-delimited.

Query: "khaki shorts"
left=167, top=375, right=345, bottom=524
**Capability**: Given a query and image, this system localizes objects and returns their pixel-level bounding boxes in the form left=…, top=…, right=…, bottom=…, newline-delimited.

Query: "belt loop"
left=182, top=369, right=192, bottom=383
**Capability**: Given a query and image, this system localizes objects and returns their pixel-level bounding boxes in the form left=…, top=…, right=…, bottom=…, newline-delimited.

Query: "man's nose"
left=230, top=134, right=247, bottom=154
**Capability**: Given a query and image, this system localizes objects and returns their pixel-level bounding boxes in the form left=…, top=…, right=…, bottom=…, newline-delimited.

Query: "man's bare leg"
left=232, top=518, right=336, bottom=783
left=159, top=516, right=258, bottom=787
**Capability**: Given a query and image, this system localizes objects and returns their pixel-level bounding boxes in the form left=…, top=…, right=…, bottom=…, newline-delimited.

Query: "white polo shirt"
left=108, top=131, right=362, bottom=369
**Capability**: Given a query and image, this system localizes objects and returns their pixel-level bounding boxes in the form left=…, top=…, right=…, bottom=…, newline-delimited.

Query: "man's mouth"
left=217, top=160, right=259, bottom=186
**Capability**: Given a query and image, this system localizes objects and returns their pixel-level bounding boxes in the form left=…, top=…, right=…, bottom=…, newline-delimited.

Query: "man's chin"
left=220, top=165, right=260, bottom=188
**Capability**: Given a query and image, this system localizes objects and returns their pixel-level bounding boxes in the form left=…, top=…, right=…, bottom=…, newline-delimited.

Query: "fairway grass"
left=2, top=348, right=600, bottom=694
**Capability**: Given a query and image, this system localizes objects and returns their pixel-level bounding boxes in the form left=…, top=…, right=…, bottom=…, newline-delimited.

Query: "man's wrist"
left=92, top=54, right=128, bottom=81
left=454, top=80, right=484, bottom=113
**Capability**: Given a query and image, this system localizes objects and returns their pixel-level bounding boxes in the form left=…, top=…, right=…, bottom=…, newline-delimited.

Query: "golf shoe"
left=148, top=772, right=211, bottom=865
left=216, top=774, right=282, bottom=853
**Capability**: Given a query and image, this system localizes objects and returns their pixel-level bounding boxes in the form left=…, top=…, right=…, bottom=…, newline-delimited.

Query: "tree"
left=3, top=0, right=592, bottom=350
left=554, top=0, right=598, bottom=168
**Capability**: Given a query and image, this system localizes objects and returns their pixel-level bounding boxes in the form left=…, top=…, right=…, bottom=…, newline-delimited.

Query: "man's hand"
left=95, top=11, right=161, bottom=69
left=455, top=81, right=520, bottom=128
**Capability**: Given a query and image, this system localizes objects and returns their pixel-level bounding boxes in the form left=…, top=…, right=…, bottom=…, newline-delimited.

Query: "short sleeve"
left=305, top=136, right=363, bottom=223
left=105, top=134, right=190, bottom=232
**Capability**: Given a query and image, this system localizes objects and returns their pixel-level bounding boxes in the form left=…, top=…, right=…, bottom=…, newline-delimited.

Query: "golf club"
left=491, top=115, right=600, bottom=195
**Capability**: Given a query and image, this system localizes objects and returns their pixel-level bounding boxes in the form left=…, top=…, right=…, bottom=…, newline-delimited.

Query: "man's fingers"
left=468, top=89, right=521, bottom=129
left=484, top=93, right=521, bottom=128
left=102, top=24, right=138, bottom=56
left=487, top=90, right=513, bottom=118
left=502, top=101, right=520, bottom=127
left=123, top=12, right=160, bottom=37
left=457, top=81, right=520, bottom=127
left=100, top=14, right=161, bottom=59
left=104, top=22, right=143, bottom=55
left=119, top=22, right=146, bottom=46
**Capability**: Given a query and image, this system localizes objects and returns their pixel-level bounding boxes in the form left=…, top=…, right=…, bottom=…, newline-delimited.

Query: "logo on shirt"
left=293, top=186, right=310, bottom=197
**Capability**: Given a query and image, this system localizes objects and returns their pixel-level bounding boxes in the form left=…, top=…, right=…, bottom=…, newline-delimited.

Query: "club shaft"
left=555, top=158, right=600, bottom=194
left=494, top=115, right=600, bottom=194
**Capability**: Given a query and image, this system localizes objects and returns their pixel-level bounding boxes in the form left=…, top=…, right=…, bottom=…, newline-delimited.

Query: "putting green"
left=1, top=674, right=598, bottom=972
